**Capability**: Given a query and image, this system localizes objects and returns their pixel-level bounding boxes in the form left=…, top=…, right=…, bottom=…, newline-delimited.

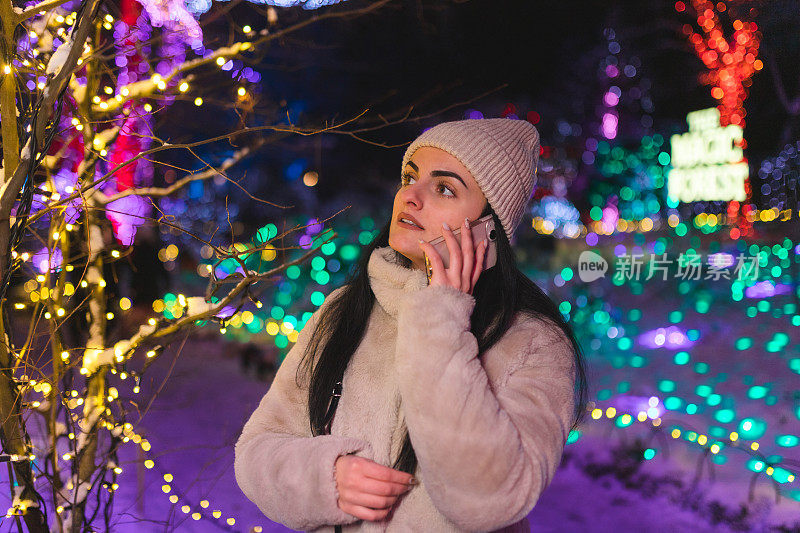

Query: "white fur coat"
left=234, top=246, right=576, bottom=532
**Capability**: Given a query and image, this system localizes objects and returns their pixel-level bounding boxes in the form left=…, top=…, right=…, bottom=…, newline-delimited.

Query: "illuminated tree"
left=674, top=0, right=764, bottom=237
left=675, top=0, right=763, bottom=129
left=0, top=0, right=411, bottom=530
left=581, top=26, right=669, bottom=235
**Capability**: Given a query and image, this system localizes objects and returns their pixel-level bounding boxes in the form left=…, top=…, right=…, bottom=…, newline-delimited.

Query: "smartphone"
left=423, top=214, right=498, bottom=282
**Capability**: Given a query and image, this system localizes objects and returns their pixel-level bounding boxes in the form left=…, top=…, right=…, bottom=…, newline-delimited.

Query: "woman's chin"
left=388, top=237, right=423, bottom=268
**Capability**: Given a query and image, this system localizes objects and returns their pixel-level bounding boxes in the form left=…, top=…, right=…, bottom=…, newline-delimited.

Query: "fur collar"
left=367, top=246, right=429, bottom=319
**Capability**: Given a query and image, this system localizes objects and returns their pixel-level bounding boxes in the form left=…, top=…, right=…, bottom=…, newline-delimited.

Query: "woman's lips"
left=397, top=219, right=424, bottom=231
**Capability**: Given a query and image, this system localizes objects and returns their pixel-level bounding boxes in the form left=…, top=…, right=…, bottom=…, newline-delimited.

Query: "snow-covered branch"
left=91, top=0, right=395, bottom=115
left=16, top=0, right=72, bottom=22
left=81, top=237, right=329, bottom=374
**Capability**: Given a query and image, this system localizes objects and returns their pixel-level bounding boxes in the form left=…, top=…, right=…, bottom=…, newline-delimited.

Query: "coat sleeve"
left=395, top=285, right=576, bottom=532
left=234, top=287, right=372, bottom=531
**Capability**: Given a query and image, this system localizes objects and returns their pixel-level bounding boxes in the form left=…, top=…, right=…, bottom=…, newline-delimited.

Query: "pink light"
left=601, top=113, right=618, bottom=139
left=600, top=205, right=618, bottom=234
left=604, top=91, right=619, bottom=106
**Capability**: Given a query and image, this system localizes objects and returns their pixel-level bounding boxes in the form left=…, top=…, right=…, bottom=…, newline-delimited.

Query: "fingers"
left=335, top=457, right=415, bottom=522
left=357, top=476, right=413, bottom=497
left=440, top=222, right=461, bottom=287
left=337, top=500, right=392, bottom=522
left=420, top=221, right=485, bottom=294
left=359, top=458, right=415, bottom=485
left=460, top=217, right=474, bottom=291
left=418, top=240, right=445, bottom=284
left=470, top=239, right=488, bottom=293
left=339, top=488, right=400, bottom=511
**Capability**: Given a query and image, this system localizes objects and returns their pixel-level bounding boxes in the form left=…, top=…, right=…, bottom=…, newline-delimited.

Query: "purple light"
left=613, top=244, right=627, bottom=257
left=585, top=232, right=598, bottom=247
left=745, top=280, right=791, bottom=299
left=106, top=196, right=150, bottom=246
left=215, top=265, right=229, bottom=279
left=32, top=247, right=63, bottom=273
left=611, top=394, right=665, bottom=419
left=298, top=234, right=313, bottom=249
left=605, top=64, right=619, bottom=78
left=638, top=326, right=694, bottom=350
left=307, top=218, right=323, bottom=234
left=215, top=306, right=236, bottom=319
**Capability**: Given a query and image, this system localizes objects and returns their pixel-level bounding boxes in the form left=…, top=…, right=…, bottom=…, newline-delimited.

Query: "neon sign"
left=668, top=108, right=748, bottom=203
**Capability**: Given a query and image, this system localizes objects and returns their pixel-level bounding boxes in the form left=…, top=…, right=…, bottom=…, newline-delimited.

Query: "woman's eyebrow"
left=405, top=161, right=467, bottom=189
left=432, top=170, right=467, bottom=189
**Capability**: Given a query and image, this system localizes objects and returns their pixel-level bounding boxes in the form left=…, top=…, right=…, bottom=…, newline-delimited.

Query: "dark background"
left=156, top=0, right=800, bottom=229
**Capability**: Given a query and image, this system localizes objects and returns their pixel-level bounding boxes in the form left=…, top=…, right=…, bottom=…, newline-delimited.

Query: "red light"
left=502, top=103, right=516, bottom=117
left=675, top=1, right=685, bottom=12
left=526, top=111, right=540, bottom=124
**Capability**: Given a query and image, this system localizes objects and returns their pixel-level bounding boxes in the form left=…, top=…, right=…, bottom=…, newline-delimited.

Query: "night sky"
left=161, top=0, right=800, bottom=224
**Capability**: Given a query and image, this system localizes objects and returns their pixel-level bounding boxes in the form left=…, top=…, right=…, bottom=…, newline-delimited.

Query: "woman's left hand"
left=418, top=217, right=488, bottom=295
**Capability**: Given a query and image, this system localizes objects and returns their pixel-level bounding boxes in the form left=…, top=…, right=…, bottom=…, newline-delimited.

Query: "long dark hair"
left=297, top=203, right=589, bottom=475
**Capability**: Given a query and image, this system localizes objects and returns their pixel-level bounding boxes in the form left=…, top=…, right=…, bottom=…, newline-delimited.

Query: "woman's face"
left=389, top=146, right=488, bottom=271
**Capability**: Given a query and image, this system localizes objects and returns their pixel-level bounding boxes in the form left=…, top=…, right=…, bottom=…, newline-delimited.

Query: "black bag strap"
left=322, top=380, right=344, bottom=533
left=322, top=380, right=342, bottom=435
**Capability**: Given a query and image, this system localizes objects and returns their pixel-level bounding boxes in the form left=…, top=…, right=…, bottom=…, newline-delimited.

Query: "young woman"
left=234, top=118, right=589, bottom=532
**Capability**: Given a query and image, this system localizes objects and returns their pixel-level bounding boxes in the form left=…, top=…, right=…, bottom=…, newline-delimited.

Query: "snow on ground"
left=2, top=239, right=800, bottom=531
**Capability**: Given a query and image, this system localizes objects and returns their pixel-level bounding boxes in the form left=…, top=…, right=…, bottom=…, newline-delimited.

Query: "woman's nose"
left=399, top=182, right=422, bottom=207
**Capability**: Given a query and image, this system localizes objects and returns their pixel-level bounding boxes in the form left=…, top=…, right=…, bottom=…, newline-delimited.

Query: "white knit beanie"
left=400, top=117, right=540, bottom=241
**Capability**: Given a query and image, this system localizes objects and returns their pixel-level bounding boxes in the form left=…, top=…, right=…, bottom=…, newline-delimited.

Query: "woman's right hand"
left=334, top=455, right=415, bottom=521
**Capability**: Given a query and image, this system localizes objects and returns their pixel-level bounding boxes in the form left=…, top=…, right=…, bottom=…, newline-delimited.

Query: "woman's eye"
left=401, top=173, right=416, bottom=186
left=437, top=183, right=455, bottom=197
